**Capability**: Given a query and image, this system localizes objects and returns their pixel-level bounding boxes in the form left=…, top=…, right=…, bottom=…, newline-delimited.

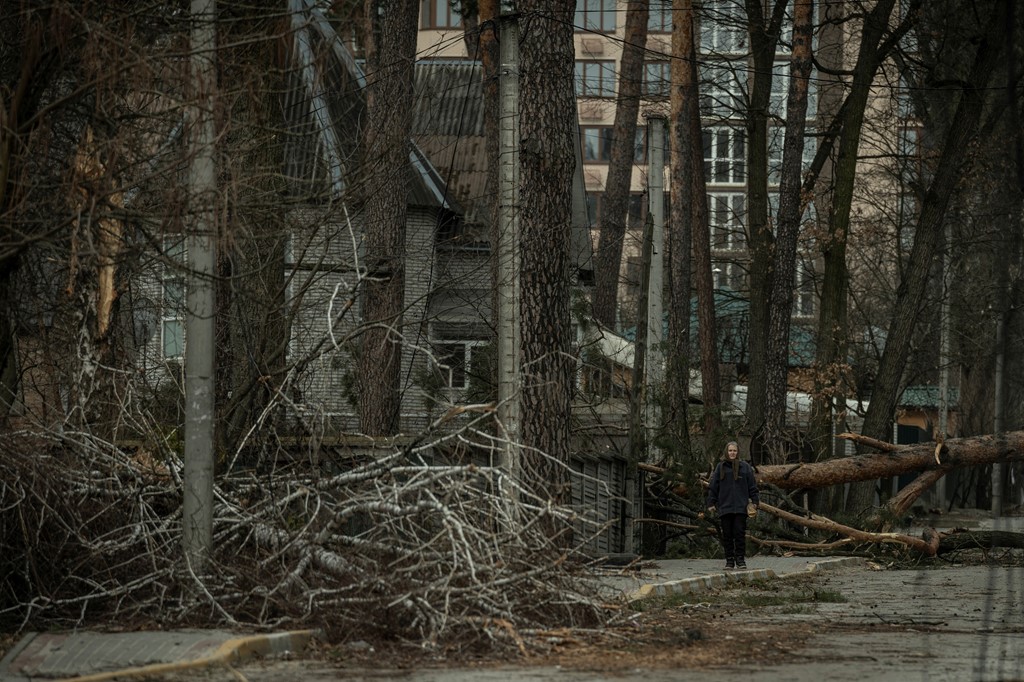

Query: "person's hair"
left=720, top=441, right=741, bottom=480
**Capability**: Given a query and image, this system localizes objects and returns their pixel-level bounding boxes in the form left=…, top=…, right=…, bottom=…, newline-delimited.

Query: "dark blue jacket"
left=707, top=460, right=759, bottom=515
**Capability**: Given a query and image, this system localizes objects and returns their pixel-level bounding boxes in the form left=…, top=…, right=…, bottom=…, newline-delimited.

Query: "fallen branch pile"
left=0, top=423, right=611, bottom=650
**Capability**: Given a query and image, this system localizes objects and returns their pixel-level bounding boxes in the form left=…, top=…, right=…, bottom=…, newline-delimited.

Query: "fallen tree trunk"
left=754, top=431, right=1024, bottom=490
left=758, top=502, right=941, bottom=556
left=938, top=529, right=1024, bottom=553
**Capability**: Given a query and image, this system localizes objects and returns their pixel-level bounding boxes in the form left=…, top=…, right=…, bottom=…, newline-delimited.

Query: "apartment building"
left=415, top=1, right=823, bottom=337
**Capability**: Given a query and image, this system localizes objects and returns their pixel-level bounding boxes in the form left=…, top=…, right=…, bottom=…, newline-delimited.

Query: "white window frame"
left=709, top=192, right=746, bottom=251
left=712, top=260, right=746, bottom=292
left=704, top=127, right=746, bottom=185
left=699, top=0, right=747, bottom=54
left=768, top=128, right=818, bottom=186
left=794, top=261, right=815, bottom=317
left=161, top=236, right=186, bottom=360
left=433, top=339, right=488, bottom=393
left=769, top=61, right=819, bottom=121
left=700, top=62, right=744, bottom=120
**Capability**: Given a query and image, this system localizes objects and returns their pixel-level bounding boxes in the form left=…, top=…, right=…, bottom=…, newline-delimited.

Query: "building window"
left=643, top=61, right=671, bottom=99
left=768, top=128, right=818, bottom=185
left=575, top=0, right=616, bottom=33
left=575, top=60, right=617, bottom=98
left=649, top=1, right=672, bottom=33
left=699, top=0, right=747, bottom=54
left=795, top=261, right=815, bottom=317
left=769, top=61, right=819, bottom=121
left=709, top=192, right=746, bottom=251
left=713, top=260, right=746, bottom=292
left=703, top=127, right=746, bottom=184
left=897, top=126, right=922, bottom=182
left=581, top=126, right=614, bottom=162
left=421, top=0, right=462, bottom=29
left=432, top=338, right=488, bottom=393
left=161, top=236, right=186, bottom=359
left=700, top=62, right=744, bottom=119
left=581, top=126, right=645, bottom=163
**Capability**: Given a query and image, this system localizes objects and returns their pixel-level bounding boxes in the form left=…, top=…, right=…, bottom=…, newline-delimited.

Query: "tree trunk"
left=358, top=0, right=419, bottom=436
left=809, top=0, right=896, bottom=488
left=763, top=0, right=812, bottom=458
left=665, top=0, right=696, bottom=460
left=517, top=0, right=576, bottom=506
left=754, top=431, right=1024, bottom=490
left=674, top=0, right=719, bottom=441
left=742, top=0, right=788, bottom=461
left=855, top=1, right=1006, bottom=509
left=215, top=10, right=290, bottom=454
left=592, top=0, right=648, bottom=330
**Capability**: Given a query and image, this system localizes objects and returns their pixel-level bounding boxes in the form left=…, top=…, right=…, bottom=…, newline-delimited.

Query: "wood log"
left=755, top=431, right=1024, bottom=490
left=937, top=529, right=1024, bottom=553
left=758, top=502, right=941, bottom=556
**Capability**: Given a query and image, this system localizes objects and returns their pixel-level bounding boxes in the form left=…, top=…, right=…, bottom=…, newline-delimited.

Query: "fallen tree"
left=754, top=432, right=1024, bottom=490
left=638, top=431, right=1024, bottom=557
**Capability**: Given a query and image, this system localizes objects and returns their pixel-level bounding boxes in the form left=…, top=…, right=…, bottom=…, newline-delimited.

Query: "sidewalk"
left=596, top=555, right=864, bottom=601
left=0, top=629, right=318, bottom=682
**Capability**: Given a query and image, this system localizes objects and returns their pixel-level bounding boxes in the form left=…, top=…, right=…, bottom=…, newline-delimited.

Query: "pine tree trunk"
left=592, top=0, right=648, bottom=329
left=517, top=0, right=576, bottom=506
left=763, top=0, right=813, bottom=457
left=358, top=0, right=419, bottom=436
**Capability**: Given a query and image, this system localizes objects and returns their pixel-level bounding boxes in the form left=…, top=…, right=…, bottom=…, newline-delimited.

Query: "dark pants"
left=720, top=512, right=747, bottom=560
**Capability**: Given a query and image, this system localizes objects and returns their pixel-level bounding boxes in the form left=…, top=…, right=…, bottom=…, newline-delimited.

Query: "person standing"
left=706, top=441, right=760, bottom=569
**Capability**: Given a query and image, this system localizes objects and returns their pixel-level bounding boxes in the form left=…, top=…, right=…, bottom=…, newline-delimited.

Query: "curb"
left=800, top=557, right=866, bottom=574
left=627, top=568, right=777, bottom=601
left=52, top=630, right=321, bottom=682
left=626, top=557, right=867, bottom=602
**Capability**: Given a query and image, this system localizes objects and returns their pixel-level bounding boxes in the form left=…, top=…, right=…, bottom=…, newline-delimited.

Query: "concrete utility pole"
left=183, top=0, right=217, bottom=572
left=496, top=13, right=521, bottom=481
left=645, top=115, right=666, bottom=459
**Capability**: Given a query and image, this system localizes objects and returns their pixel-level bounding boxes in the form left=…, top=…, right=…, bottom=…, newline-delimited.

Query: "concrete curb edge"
left=625, top=557, right=867, bottom=602
left=53, top=629, right=322, bottom=682
left=626, top=568, right=778, bottom=601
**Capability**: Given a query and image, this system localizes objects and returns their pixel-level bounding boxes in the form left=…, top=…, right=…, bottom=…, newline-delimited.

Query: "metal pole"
left=183, top=0, right=217, bottom=572
left=646, top=116, right=666, bottom=459
left=496, top=14, right=521, bottom=480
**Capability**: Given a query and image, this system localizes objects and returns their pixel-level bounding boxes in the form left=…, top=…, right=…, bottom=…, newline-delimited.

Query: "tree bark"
left=759, top=501, right=941, bottom=556
left=665, top=0, right=697, bottom=459
left=674, top=0, right=719, bottom=440
left=763, top=0, right=812, bottom=458
left=358, top=0, right=419, bottom=436
left=742, top=0, right=788, bottom=460
left=592, top=0, right=648, bottom=329
left=755, top=431, right=1024, bottom=490
left=517, top=0, right=576, bottom=506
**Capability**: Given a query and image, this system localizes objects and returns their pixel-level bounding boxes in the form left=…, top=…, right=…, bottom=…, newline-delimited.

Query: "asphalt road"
left=149, top=563, right=1023, bottom=682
